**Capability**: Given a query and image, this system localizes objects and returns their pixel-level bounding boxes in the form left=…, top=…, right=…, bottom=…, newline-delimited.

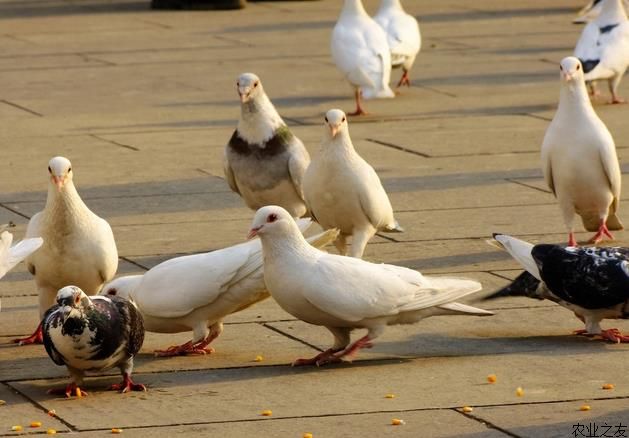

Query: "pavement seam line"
left=0, top=202, right=31, bottom=220
left=261, top=322, right=324, bottom=352
left=0, top=99, right=43, bottom=117
left=365, top=138, right=432, bottom=158
left=90, top=134, right=140, bottom=151
left=505, top=178, right=552, bottom=194
left=453, top=408, right=521, bottom=438
left=119, top=256, right=150, bottom=271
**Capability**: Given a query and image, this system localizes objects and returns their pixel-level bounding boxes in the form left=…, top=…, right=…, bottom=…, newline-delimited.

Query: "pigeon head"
left=48, top=156, right=73, bottom=191
left=56, top=286, right=90, bottom=322
left=237, top=73, right=263, bottom=104
left=324, top=109, right=348, bottom=139
left=558, top=57, right=584, bottom=84
left=248, top=205, right=295, bottom=239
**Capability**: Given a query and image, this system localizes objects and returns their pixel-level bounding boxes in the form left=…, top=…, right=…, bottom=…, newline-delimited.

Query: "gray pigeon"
left=223, top=73, right=310, bottom=218
left=42, top=286, right=145, bottom=397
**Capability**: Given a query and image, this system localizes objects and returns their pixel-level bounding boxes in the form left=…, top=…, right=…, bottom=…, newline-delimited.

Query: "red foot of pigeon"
left=397, top=70, right=411, bottom=88
left=610, top=96, right=626, bottom=104
left=110, top=373, right=147, bottom=393
left=13, top=323, right=43, bottom=345
left=598, top=328, right=629, bottom=343
left=48, top=383, right=88, bottom=398
left=298, top=335, right=374, bottom=367
left=291, top=348, right=342, bottom=367
left=154, top=339, right=215, bottom=357
left=588, top=223, right=614, bottom=244
left=568, top=232, right=577, bottom=247
left=348, top=89, right=368, bottom=116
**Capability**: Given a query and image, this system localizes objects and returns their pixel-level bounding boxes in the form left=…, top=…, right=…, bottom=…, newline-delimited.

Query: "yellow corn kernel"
left=602, top=383, right=614, bottom=390
left=47, top=410, right=56, bottom=417
left=261, top=410, right=272, bottom=416
left=30, top=421, right=42, bottom=428
left=580, top=405, right=591, bottom=411
left=0, top=400, right=5, bottom=405
left=11, top=425, right=23, bottom=431
left=254, top=355, right=263, bottom=362
left=391, top=419, right=405, bottom=426
left=111, top=428, right=123, bottom=434
left=487, top=374, right=497, bottom=383
left=385, top=394, right=395, bottom=399
left=47, top=429, right=57, bottom=435
left=303, top=433, right=313, bottom=438
left=75, top=388, right=82, bottom=398
left=516, top=387, right=524, bottom=397
left=462, top=406, right=473, bottom=413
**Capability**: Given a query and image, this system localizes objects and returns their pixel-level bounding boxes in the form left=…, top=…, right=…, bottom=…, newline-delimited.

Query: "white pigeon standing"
left=0, top=228, right=43, bottom=311
left=541, top=57, right=623, bottom=247
left=374, top=0, right=421, bottom=88
left=331, top=0, right=395, bottom=115
left=249, top=206, right=492, bottom=367
left=14, top=157, right=119, bottom=345
left=574, top=0, right=629, bottom=103
left=224, top=73, right=310, bottom=218
left=303, top=109, right=403, bottom=259
left=100, top=220, right=338, bottom=356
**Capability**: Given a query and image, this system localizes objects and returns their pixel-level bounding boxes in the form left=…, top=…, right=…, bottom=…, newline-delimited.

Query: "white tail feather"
left=493, top=234, right=541, bottom=280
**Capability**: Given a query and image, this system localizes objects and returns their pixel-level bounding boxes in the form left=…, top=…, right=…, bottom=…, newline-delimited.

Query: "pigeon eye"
left=267, top=213, right=278, bottom=223
left=576, top=64, right=580, bottom=70
left=68, top=167, right=72, bottom=172
left=74, top=295, right=80, bottom=305
left=324, top=116, right=328, bottom=122
left=342, top=117, right=346, bottom=122
left=48, top=166, right=52, bottom=173
left=108, top=288, right=117, bottom=296
left=254, top=82, right=258, bottom=88
left=559, top=65, right=563, bottom=71
left=236, top=82, right=239, bottom=87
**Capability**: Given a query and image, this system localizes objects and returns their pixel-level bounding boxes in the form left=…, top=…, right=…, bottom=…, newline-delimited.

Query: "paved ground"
left=1, top=0, right=629, bottom=436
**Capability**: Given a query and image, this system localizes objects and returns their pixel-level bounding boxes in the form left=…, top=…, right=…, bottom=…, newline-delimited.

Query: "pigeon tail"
left=362, top=85, right=395, bottom=100
left=382, top=220, right=404, bottom=233
left=437, top=302, right=494, bottom=316
left=306, top=228, right=340, bottom=249
left=483, top=271, right=544, bottom=301
left=492, top=234, right=541, bottom=280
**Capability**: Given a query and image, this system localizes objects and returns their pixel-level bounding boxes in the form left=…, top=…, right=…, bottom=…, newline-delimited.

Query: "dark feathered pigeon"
left=42, top=286, right=146, bottom=397
left=487, top=234, right=629, bottom=343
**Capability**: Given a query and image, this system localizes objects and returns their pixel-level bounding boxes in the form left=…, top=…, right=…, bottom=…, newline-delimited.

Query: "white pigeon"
left=249, top=206, right=492, bottom=367
left=303, top=109, right=403, bottom=259
left=573, top=0, right=629, bottom=24
left=100, top=220, right=338, bottom=356
left=374, top=0, right=421, bottom=88
left=574, top=0, right=629, bottom=103
left=0, top=228, right=43, bottom=311
left=542, top=57, right=623, bottom=247
left=224, top=73, right=310, bottom=218
left=15, top=157, right=119, bottom=345
left=331, top=0, right=395, bottom=115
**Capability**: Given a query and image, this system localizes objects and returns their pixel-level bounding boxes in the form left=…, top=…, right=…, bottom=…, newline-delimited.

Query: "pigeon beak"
left=239, top=90, right=250, bottom=103
left=563, top=72, right=574, bottom=81
left=61, top=305, right=72, bottom=323
left=247, top=226, right=262, bottom=240
left=52, top=176, right=65, bottom=190
left=329, top=125, right=340, bottom=137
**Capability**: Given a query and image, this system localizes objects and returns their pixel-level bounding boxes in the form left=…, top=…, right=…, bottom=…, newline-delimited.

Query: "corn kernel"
left=11, top=425, right=23, bottom=432
left=391, top=419, right=405, bottom=426
left=602, top=383, right=614, bottom=390
left=30, top=421, right=42, bottom=428
left=47, top=410, right=56, bottom=417
left=487, top=374, right=497, bottom=383
left=47, top=429, right=57, bottom=435
left=75, top=388, right=82, bottom=398
left=385, top=394, right=395, bottom=399
left=0, top=400, right=6, bottom=405
left=516, top=387, right=524, bottom=397
left=303, top=434, right=313, bottom=438
left=111, top=428, right=123, bottom=434
left=261, top=410, right=272, bottom=416
left=254, top=355, right=263, bottom=362
left=580, top=405, right=591, bottom=411
left=462, top=406, right=473, bottom=413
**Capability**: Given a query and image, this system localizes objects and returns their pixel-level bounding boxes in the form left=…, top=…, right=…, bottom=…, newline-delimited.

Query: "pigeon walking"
left=224, top=73, right=310, bottom=218
left=488, top=234, right=629, bottom=343
left=574, top=0, right=629, bottom=103
left=303, top=109, right=403, bottom=258
left=15, top=157, right=119, bottom=345
left=331, top=0, right=395, bottom=115
left=541, top=56, right=622, bottom=246
left=374, top=0, right=421, bottom=87
left=101, top=220, right=338, bottom=357
left=42, top=286, right=145, bottom=397
left=249, top=206, right=492, bottom=366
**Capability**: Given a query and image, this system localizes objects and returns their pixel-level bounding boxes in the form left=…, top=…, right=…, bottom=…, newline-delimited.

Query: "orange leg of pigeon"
left=48, top=383, right=88, bottom=398
left=568, top=232, right=578, bottom=247
left=315, top=335, right=374, bottom=366
left=348, top=89, right=367, bottom=116
left=291, top=348, right=344, bottom=367
left=154, top=332, right=218, bottom=357
left=598, top=328, right=629, bottom=343
left=588, top=222, right=614, bottom=244
left=110, top=372, right=147, bottom=393
left=13, top=322, right=43, bottom=345
left=397, top=70, right=411, bottom=88
left=610, top=92, right=626, bottom=104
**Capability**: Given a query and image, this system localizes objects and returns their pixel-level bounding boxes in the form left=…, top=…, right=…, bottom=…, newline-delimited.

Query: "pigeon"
left=224, top=73, right=310, bottom=218
left=574, top=0, right=629, bottom=103
left=100, top=220, right=339, bottom=356
left=374, top=0, right=421, bottom=87
left=303, top=109, right=403, bottom=258
left=0, top=228, right=43, bottom=311
left=15, top=157, right=119, bottom=345
left=487, top=233, right=629, bottom=343
left=42, top=286, right=145, bottom=397
left=249, top=206, right=492, bottom=366
left=573, top=0, right=629, bottom=24
left=541, top=56, right=622, bottom=247
left=331, top=0, right=395, bottom=115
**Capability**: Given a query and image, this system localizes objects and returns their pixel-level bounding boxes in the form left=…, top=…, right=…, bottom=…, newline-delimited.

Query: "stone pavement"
left=1, top=0, right=629, bottom=436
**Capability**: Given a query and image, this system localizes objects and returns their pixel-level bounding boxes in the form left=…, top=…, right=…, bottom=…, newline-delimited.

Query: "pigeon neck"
left=379, top=0, right=402, bottom=11
left=45, top=182, right=88, bottom=222
left=558, top=80, right=594, bottom=116
left=324, top=132, right=356, bottom=157
left=238, top=94, right=284, bottom=143
left=341, top=0, right=368, bottom=19
left=597, top=0, right=627, bottom=23
left=259, top=226, right=312, bottom=262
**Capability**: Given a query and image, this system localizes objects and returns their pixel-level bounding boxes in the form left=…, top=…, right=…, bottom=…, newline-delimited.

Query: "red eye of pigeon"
left=74, top=295, right=80, bottom=305
left=267, top=213, right=278, bottom=223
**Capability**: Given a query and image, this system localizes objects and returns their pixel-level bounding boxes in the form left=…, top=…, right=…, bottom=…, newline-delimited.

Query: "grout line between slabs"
left=454, top=408, right=521, bottom=438
left=0, top=99, right=43, bottom=117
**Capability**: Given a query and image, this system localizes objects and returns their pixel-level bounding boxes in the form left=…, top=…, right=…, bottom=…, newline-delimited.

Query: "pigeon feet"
left=598, top=328, right=629, bottom=343
left=110, top=373, right=147, bottom=393
left=48, top=383, right=88, bottom=398
left=291, top=348, right=342, bottom=367
left=610, top=96, right=626, bottom=104
left=397, top=70, right=411, bottom=88
left=348, top=89, right=368, bottom=116
left=293, top=335, right=374, bottom=367
left=588, top=223, right=614, bottom=244
left=13, top=323, right=43, bottom=345
left=568, top=232, right=578, bottom=247
left=154, top=339, right=216, bottom=357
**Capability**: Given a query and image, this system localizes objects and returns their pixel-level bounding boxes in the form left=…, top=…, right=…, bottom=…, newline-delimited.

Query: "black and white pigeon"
left=223, top=73, right=310, bottom=218
left=42, top=285, right=146, bottom=397
left=487, top=233, right=629, bottom=343
left=574, top=0, right=629, bottom=103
